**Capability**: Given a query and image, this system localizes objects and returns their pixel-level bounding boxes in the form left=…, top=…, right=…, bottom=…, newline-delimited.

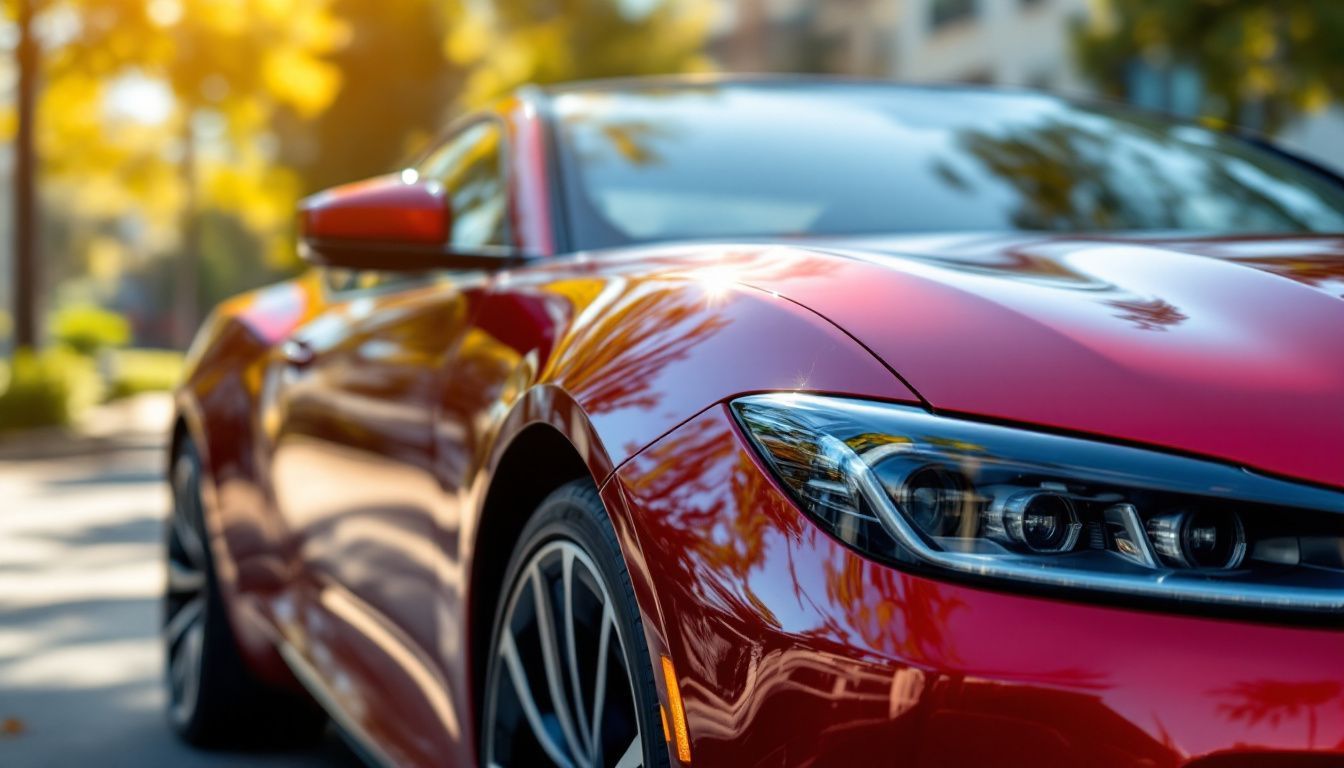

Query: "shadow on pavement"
left=0, top=425, right=361, bottom=767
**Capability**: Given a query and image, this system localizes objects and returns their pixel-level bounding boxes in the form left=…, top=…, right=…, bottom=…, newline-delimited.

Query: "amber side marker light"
left=660, top=655, right=692, bottom=763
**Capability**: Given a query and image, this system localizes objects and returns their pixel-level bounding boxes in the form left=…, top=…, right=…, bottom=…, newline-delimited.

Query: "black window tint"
left=419, top=121, right=509, bottom=249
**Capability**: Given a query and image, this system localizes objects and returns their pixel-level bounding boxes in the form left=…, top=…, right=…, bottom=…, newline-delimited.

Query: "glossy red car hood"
left=733, top=234, right=1344, bottom=490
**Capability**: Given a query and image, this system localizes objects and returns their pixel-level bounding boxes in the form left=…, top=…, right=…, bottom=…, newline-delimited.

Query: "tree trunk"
left=12, top=0, right=39, bottom=351
left=173, top=111, right=199, bottom=350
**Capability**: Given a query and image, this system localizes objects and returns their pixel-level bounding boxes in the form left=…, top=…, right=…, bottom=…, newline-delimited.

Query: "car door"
left=269, top=119, right=511, bottom=765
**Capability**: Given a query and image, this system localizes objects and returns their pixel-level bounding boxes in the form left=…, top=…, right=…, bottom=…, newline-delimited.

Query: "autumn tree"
left=445, top=0, right=715, bottom=107
left=1075, top=1, right=1344, bottom=133
left=279, top=0, right=457, bottom=193
left=8, top=0, right=348, bottom=346
left=56, top=0, right=349, bottom=344
left=6, top=0, right=717, bottom=354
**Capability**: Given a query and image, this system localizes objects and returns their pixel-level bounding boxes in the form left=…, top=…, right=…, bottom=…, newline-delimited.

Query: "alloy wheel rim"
left=484, top=540, right=645, bottom=768
left=165, top=455, right=209, bottom=726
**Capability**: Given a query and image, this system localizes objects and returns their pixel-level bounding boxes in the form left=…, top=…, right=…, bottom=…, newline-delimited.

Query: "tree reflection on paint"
left=1214, top=679, right=1344, bottom=749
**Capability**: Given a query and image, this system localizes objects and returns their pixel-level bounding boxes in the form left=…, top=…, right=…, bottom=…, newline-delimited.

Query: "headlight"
left=732, top=393, right=1344, bottom=615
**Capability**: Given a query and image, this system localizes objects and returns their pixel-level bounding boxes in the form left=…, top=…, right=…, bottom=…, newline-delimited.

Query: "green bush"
left=105, top=348, right=184, bottom=400
left=0, top=348, right=98, bottom=433
left=51, top=305, right=131, bottom=356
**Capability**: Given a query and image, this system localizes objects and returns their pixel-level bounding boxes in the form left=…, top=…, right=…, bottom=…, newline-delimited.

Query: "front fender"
left=465, top=253, right=923, bottom=609
left=462, top=251, right=923, bottom=716
left=484, top=250, right=922, bottom=482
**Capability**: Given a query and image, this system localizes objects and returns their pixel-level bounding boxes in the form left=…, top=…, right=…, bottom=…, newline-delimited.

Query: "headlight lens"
left=732, top=393, right=1344, bottom=615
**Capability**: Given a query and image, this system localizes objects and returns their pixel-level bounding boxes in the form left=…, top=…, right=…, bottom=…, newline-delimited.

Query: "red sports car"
left=165, top=77, right=1344, bottom=767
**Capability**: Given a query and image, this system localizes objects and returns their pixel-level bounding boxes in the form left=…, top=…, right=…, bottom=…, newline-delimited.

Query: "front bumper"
left=608, top=404, right=1344, bottom=767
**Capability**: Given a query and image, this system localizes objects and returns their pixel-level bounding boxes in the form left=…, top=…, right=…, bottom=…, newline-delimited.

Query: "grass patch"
left=0, top=348, right=98, bottom=433
left=0, top=346, right=182, bottom=433
left=105, top=348, right=185, bottom=400
left=51, top=305, right=131, bottom=356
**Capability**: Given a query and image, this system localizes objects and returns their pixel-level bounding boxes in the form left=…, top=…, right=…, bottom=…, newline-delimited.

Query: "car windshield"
left=551, top=81, right=1344, bottom=250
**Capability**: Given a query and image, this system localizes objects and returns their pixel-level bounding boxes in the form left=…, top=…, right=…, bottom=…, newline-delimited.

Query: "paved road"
left=0, top=431, right=360, bottom=767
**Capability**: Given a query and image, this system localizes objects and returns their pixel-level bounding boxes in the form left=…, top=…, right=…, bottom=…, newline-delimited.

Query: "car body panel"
left=613, top=404, right=1344, bottom=767
left=269, top=276, right=477, bottom=765
left=171, top=273, right=333, bottom=687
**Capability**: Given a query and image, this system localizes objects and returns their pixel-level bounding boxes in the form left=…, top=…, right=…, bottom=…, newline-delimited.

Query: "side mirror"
left=298, top=174, right=522, bottom=271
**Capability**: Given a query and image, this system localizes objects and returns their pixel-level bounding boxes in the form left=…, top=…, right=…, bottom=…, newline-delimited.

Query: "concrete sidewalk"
left=0, top=392, right=175, bottom=462
left=0, top=394, right=358, bottom=766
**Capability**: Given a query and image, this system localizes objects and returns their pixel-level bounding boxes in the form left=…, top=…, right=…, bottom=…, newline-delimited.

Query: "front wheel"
left=482, top=480, right=670, bottom=768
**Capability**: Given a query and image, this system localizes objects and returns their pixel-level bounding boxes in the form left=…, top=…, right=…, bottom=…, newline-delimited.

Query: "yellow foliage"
left=263, top=47, right=342, bottom=118
left=192, top=0, right=250, bottom=36
left=34, top=0, right=353, bottom=281
left=86, top=237, right=127, bottom=283
left=446, top=14, right=493, bottom=64
left=1079, top=0, right=1344, bottom=134
left=203, top=158, right=301, bottom=234
left=29, top=0, right=718, bottom=309
left=1288, top=9, right=1315, bottom=42
left=1246, top=64, right=1275, bottom=97
left=1085, top=0, right=1117, bottom=36
left=52, top=304, right=132, bottom=355
left=450, top=0, right=716, bottom=108
left=0, top=106, right=14, bottom=143
left=1244, top=12, right=1279, bottom=61
left=1303, top=83, right=1331, bottom=113
left=37, top=67, right=188, bottom=245
left=221, top=97, right=269, bottom=135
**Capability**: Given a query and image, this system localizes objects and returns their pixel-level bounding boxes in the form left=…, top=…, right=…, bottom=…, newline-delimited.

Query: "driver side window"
left=418, top=121, right=510, bottom=249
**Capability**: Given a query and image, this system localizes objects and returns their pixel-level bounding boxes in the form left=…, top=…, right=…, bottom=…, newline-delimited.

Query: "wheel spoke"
left=167, top=559, right=206, bottom=595
left=613, top=736, right=642, bottom=768
left=173, top=620, right=205, bottom=718
left=165, top=595, right=204, bottom=649
left=501, top=633, right=575, bottom=768
left=171, top=499, right=208, bottom=569
left=530, top=566, right=590, bottom=766
left=172, top=467, right=192, bottom=513
left=563, top=550, right=595, bottom=757
left=590, top=602, right=613, bottom=753
left=185, top=620, right=205, bottom=676
left=170, top=638, right=190, bottom=690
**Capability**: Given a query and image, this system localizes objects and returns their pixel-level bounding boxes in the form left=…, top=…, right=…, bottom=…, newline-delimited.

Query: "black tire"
left=481, top=479, right=670, bottom=768
left=165, top=440, right=327, bottom=748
